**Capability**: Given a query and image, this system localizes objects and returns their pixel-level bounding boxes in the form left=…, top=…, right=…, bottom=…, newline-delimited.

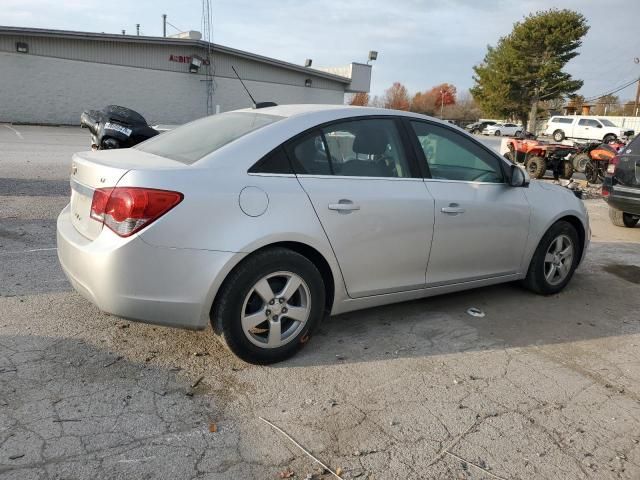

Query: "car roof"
left=234, top=103, right=454, bottom=126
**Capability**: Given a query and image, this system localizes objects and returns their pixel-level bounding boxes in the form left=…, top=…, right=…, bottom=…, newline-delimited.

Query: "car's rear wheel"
left=609, top=207, right=640, bottom=228
left=515, top=130, right=522, bottom=136
left=494, top=130, right=501, bottom=136
left=212, top=248, right=325, bottom=364
left=526, top=155, right=546, bottom=179
left=603, top=134, right=616, bottom=143
left=523, top=221, right=579, bottom=295
left=553, top=130, right=565, bottom=142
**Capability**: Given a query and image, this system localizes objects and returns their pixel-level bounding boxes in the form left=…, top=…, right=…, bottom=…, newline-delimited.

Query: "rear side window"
left=552, top=117, right=573, bottom=124
left=248, top=146, right=292, bottom=174
left=286, top=118, right=413, bottom=178
left=136, top=112, right=282, bottom=164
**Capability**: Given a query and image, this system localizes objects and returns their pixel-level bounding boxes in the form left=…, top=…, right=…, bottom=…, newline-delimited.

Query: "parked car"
left=483, top=123, right=522, bottom=136
left=544, top=116, right=633, bottom=143
left=465, top=121, right=496, bottom=134
left=602, top=135, right=640, bottom=228
left=57, top=105, right=589, bottom=364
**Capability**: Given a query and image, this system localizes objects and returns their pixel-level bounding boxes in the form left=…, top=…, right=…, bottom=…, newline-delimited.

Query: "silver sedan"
left=57, top=105, right=589, bottom=363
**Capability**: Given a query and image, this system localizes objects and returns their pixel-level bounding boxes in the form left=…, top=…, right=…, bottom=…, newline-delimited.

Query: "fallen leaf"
left=279, top=468, right=294, bottom=478
left=335, top=467, right=343, bottom=476
left=209, top=423, right=217, bottom=433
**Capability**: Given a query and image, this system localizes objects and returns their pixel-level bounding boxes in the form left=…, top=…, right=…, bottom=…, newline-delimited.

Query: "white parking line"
left=1, top=124, right=24, bottom=139
left=0, top=247, right=58, bottom=255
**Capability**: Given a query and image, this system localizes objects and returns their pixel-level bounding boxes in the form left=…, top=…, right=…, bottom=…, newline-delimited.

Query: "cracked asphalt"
left=1, top=125, right=640, bottom=479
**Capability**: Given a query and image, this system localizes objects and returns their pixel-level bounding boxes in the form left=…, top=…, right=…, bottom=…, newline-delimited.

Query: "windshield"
left=599, top=119, right=616, bottom=127
left=136, top=112, right=283, bottom=164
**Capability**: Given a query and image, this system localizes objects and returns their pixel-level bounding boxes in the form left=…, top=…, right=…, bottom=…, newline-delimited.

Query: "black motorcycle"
left=80, top=105, right=159, bottom=150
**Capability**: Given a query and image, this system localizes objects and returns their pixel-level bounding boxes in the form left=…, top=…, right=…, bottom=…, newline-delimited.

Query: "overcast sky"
left=3, top=0, right=639, bottom=101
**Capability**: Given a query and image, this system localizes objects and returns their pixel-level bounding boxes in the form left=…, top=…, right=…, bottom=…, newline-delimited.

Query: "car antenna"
left=231, top=65, right=277, bottom=109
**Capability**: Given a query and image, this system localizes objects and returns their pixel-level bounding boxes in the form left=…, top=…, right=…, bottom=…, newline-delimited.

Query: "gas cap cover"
left=239, top=186, right=269, bottom=217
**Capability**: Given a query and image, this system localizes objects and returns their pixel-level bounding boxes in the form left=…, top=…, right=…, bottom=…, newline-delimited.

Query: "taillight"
left=607, top=155, right=620, bottom=175
left=90, top=187, right=183, bottom=237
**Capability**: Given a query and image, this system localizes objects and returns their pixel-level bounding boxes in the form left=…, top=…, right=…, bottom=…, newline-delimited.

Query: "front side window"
left=287, top=118, right=412, bottom=178
left=411, top=121, right=504, bottom=183
left=136, top=112, right=283, bottom=164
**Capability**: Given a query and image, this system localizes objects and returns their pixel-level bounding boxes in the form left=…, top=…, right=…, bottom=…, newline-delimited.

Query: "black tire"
left=526, top=155, right=547, bottom=179
left=471, top=129, right=480, bottom=134
left=494, top=130, right=501, bottom=136
left=560, top=161, right=574, bottom=180
left=585, top=161, right=599, bottom=184
left=572, top=153, right=590, bottom=173
left=603, top=134, right=616, bottom=143
left=609, top=207, right=640, bottom=228
left=522, top=221, right=580, bottom=295
left=212, top=248, right=326, bottom=364
left=553, top=130, right=565, bottom=142
left=515, top=130, right=522, bottom=137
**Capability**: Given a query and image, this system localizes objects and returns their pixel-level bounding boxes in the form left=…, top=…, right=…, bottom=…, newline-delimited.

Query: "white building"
left=0, top=26, right=371, bottom=125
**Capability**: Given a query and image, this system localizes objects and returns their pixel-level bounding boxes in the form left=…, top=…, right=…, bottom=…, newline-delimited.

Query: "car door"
left=287, top=117, right=435, bottom=298
left=575, top=119, right=591, bottom=139
left=407, top=120, right=531, bottom=286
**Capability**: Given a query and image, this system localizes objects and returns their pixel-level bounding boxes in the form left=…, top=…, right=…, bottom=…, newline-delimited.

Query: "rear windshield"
left=600, top=119, right=616, bottom=127
left=136, top=112, right=283, bottom=164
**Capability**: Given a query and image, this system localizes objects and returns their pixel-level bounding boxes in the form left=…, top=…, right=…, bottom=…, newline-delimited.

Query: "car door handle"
left=441, top=204, right=465, bottom=215
left=328, top=200, right=360, bottom=212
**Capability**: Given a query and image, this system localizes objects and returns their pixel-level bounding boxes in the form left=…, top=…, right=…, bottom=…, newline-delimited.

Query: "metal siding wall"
left=0, top=34, right=344, bottom=91
left=0, top=51, right=344, bottom=125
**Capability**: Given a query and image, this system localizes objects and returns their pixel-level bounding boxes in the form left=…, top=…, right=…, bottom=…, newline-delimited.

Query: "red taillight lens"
left=607, top=155, right=620, bottom=175
left=90, top=187, right=183, bottom=237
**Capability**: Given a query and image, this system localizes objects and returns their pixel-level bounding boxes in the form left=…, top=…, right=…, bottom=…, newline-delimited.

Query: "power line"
left=165, top=20, right=184, bottom=33
left=582, top=76, right=640, bottom=103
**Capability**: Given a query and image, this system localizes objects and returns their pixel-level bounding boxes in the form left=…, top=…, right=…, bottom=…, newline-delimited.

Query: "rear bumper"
left=57, top=204, right=243, bottom=330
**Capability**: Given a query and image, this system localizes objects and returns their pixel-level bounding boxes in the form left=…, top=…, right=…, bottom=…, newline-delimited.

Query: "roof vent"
left=168, top=30, right=202, bottom=40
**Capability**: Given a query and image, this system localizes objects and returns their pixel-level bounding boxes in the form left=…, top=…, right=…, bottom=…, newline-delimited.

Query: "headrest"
left=352, top=126, right=388, bottom=155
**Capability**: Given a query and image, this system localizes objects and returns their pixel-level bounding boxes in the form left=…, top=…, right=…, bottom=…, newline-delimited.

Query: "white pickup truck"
left=544, top=116, right=632, bottom=143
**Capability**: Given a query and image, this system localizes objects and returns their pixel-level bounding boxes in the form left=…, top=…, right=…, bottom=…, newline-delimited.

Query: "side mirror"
left=596, top=124, right=602, bottom=128
left=509, top=164, right=529, bottom=187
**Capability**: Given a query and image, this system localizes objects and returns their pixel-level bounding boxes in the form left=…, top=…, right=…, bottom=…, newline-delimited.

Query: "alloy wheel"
left=544, top=235, right=574, bottom=286
left=241, top=271, right=311, bottom=348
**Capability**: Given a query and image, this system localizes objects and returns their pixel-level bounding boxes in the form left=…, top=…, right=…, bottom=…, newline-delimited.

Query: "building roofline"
left=0, top=25, right=352, bottom=84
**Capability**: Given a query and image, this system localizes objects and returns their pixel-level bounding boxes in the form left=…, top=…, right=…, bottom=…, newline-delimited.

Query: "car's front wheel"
left=522, top=221, right=580, bottom=295
left=553, top=130, right=565, bottom=142
left=212, top=248, right=326, bottom=364
left=494, top=130, right=501, bottom=136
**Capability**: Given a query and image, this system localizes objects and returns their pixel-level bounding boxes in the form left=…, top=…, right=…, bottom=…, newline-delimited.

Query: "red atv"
left=504, top=137, right=576, bottom=180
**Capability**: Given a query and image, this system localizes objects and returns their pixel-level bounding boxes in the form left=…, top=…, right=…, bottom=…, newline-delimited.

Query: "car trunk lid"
left=69, top=149, right=183, bottom=240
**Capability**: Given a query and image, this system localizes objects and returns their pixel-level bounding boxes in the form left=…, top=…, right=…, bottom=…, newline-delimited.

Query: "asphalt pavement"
left=1, top=125, right=640, bottom=479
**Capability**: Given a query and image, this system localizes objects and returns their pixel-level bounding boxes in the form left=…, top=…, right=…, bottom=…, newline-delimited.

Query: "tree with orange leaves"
left=383, top=82, right=410, bottom=111
left=348, top=92, right=370, bottom=106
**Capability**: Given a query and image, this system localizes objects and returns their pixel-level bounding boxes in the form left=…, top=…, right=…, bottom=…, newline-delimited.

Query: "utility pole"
left=635, top=57, right=640, bottom=116
left=136, top=24, right=140, bottom=36
left=162, top=14, right=167, bottom=37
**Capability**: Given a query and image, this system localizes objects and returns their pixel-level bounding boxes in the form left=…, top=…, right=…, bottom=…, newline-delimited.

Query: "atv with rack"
left=504, top=137, right=576, bottom=180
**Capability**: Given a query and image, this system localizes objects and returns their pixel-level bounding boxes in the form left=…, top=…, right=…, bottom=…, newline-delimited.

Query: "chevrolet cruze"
left=57, top=105, right=589, bottom=363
